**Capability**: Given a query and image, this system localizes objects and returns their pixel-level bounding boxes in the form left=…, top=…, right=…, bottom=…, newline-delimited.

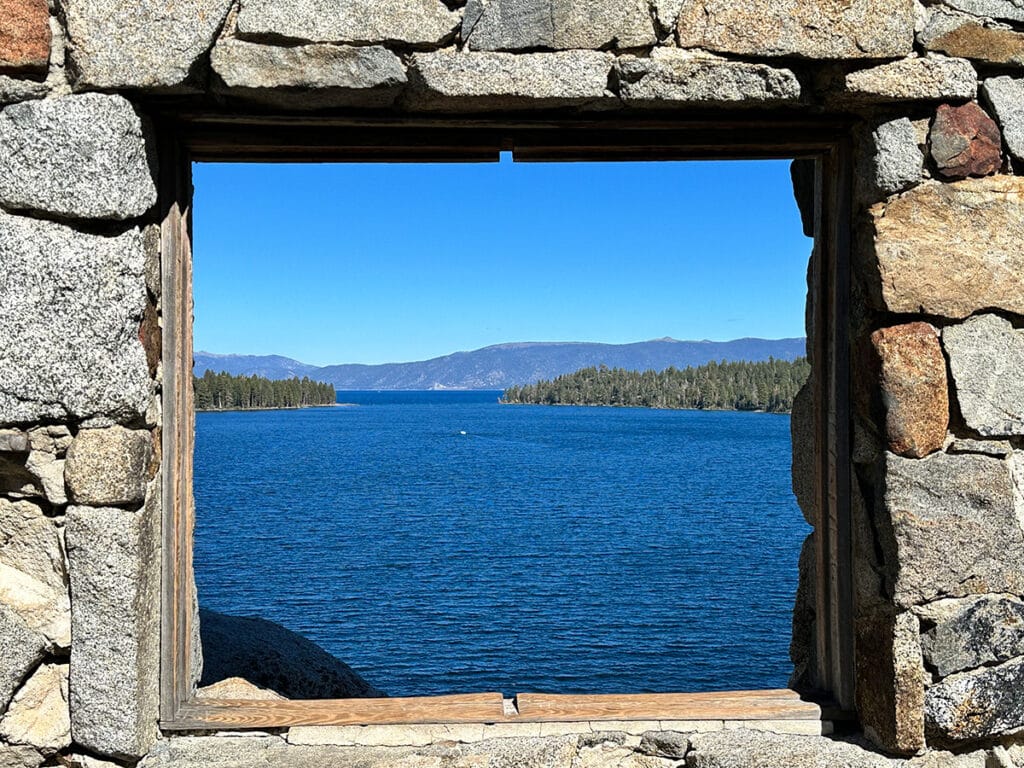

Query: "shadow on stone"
left=198, top=608, right=385, bottom=699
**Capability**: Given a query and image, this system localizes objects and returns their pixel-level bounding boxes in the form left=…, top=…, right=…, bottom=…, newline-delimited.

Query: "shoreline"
left=499, top=401, right=792, bottom=415
left=196, top=403, right=352, bottom=413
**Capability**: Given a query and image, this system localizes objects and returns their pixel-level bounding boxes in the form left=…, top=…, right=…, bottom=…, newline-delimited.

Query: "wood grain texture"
left=168, top=693, right=506, bottom=729
left=516, top=690, right=828, bottom=722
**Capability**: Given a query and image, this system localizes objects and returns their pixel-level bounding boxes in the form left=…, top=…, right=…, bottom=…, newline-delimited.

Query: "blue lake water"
left=193, top=391, right=810, bottom=698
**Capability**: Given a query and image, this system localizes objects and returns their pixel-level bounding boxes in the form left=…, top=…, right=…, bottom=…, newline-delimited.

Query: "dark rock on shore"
left=198, top=609, right=385, bottom=699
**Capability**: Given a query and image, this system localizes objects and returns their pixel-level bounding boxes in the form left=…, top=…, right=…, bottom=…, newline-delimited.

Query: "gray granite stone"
left=860, top=118, right=925, bottom=201
left=0, top=93, right=156, bottom=220
left=936, top=0, right=1024, bottom=23
left=925, top=656, right=1024, bottom=743
left=878, top=451, right=1024, bottom=608
left=409, top=50, right=612, bottom=111
left=919, top=595, right=1024, bottom=678
left=983, top=77, right=1024, bottom=163
left=0, top=211, right=150, bottom=427
left=676, top=0, right=916, bottom=59
left=212, top=39, right=406, bottom=109
left=843, top=56, right=977, bottom=103
left=66, top=495, right=160, bottom=759
left=65, top=426, right=152, bottom=507
left=943, top=314, right=1024, bottom=438
left=0, top=604, right=46, bottom=717
left=64, top=0, right=233, bottom=89
left=236, top=0, right=459, bottom=47
left=463, top=0, right=656, bottom=51
left=617, top=51, right=801, bottom=108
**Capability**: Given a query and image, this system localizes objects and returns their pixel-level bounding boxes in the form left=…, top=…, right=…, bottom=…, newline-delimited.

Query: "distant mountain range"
left=194, top=337, right=807, bottom=391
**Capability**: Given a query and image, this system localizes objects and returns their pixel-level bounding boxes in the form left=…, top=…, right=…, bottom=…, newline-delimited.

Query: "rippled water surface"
left=194, top=391, right=809, bottom=697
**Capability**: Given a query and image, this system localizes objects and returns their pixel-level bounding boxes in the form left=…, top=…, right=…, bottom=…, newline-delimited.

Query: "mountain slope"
left=195, top=338, right=806, bottom=390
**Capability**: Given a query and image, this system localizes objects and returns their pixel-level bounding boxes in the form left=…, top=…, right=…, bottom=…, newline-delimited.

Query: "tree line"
left=501, top=357, right=810, bottom=413
left=194, top=370, right=337, bottom=411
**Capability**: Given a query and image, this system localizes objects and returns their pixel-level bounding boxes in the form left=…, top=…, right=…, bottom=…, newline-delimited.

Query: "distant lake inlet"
left=193, top=391, right=810, bottom=697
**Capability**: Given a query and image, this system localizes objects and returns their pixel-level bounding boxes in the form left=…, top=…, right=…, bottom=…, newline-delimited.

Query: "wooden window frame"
left=158, top=114, right=853, bottom=731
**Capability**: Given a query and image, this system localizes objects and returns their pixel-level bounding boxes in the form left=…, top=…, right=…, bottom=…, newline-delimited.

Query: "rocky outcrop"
left=943, top=314, right=1024, bottom=438
left=870, top=177, right=1024, bottom=319
left=198, top=608, right=385, bottom=699
left=0, top=94, right=156, bottom=220
left=869, top=323, right=948, bottom=459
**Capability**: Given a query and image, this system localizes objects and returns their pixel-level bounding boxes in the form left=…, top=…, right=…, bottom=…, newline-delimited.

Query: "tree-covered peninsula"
left=502, top=357, right=810, bottom=413
left=194, top=370, right=336, bottom=411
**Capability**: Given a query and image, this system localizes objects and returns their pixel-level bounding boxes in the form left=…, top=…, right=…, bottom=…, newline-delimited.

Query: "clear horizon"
left=195, top=333, right=808, bottom=368
left=193, top=158, right=811, bottom=366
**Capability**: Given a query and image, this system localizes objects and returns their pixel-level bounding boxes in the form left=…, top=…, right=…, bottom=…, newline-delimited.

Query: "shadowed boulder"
left=198, top=609, right=385, bottom=699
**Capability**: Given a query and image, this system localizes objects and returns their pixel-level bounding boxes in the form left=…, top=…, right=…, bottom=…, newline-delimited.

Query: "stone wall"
left=2, top=0, right=1024, bottom=766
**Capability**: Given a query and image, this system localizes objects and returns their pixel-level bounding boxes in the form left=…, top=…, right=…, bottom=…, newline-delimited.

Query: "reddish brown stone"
left=0, top=0, right=50, bottom=73
left=929, top=102, right=1003, bottom=180
left=870, top=322, right=949, bottom=458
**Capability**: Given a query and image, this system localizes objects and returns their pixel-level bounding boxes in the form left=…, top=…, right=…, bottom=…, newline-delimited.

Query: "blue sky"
left=192, top=158, right=811, bottom=366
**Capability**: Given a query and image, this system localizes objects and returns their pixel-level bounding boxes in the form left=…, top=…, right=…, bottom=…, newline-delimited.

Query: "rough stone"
left=652, top=0, right=685, bottom=37
left=921, top=10, right=1024, bottom=66
left=0, top=0, right=50, bottom=73
left=65, top=427, right=152, bottom=506
left=790, top=380, right=815, bottom=525
left=0, top=605, right=45, bottom=716
left=639, top=730, right=689, bottom=759
left=686, top=729, right=896, bottom=767
left=790, top=533, right=816, bottom=689
left=0, top=663, right=70, bottom=753
left=918, top=595, right=1024, bottom=678
left=675, top=0, right=915, bottom=59
left=236, top=0, right=459, bottom=47
left=0, top=454, right=38, bottom=497
left=463, top=0, right=656, bottom=52
left=929, top=102, right=1002, bottom=180
left=616, top=50, right=801, bottom=108
left=936, top=0, right=1024, bottom=23
left=943, top=314, right=1024, bottom=438
left=0, top=430, right=28, bottom=454
left=199, top=608, right=384, bottom=699
left=25, top=452, right=66, bottom=506
left=0, top=93, right=156, bottom=220
left=194, top=676, right=285, bottom=700
left=843, top=56, right=977, bottom=103
left=64, top=0, right=233, bottom=89
left=0, top=498, right=69, bottom=648
left=0, top=745, right=43, bottom=768
left=925, top=656, right=1024, bottom=743
left=409, top=50, right=612, bottom=112
left=879, top=451, right=1024, bottom=608
left=869, top=177, right=1024, bottom=319
left=0, top=213, right=150, bottom=428
left=66, top=500, right=160, bottom=759
left=860, top=118, right=926, bottom=202
left=869, top=323, right=948, bottom=458
left=855, top=611, right=926, bottom=755
left=211, top=39, right=406, bottom=109
left=27, top=426, right=72, bottom=456
left=949, top=438, right=1013, bottom=457
left=982, top=77, right=1024, bottom=163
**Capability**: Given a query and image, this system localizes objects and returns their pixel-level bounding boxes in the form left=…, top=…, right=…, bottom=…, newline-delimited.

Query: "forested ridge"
left=502, top=357, right=810, bottom=413
left=194, top=370, right=336, bottom=411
